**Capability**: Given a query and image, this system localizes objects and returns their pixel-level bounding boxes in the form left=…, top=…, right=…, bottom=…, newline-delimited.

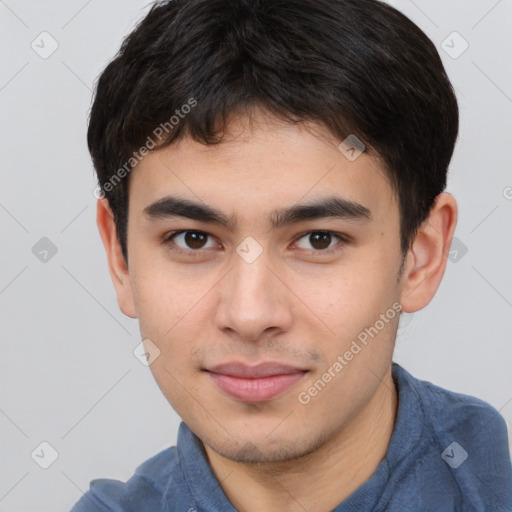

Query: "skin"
left=97, top=109, right=457, bottom=512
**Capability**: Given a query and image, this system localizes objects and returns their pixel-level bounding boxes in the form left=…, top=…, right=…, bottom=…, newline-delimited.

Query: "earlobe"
left=96, top=198, right=138, bottom=319
left=400, top=193, right=458, bottom=313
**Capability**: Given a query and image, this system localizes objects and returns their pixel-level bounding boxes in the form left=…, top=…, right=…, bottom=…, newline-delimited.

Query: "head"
left=91, top=0, right=458, bottom=463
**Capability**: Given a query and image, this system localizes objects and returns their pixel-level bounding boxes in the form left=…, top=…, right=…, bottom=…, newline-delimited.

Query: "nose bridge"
left=230, top=246, right=275, bottom=308
left=216, top=244, right=291, bottom=339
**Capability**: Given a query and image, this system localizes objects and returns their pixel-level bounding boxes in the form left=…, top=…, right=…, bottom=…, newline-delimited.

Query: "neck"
left=204, top=366, right=398, bottom=512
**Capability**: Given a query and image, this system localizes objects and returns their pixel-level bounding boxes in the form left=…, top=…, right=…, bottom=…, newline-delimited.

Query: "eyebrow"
left=143, top=194, right=371, bottom=230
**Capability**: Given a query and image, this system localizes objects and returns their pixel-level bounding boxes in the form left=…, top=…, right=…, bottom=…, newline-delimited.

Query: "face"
left=119, top=110, right=407, bottom=463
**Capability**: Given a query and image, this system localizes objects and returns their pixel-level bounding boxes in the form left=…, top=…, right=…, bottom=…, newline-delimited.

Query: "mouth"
left=204, top=362, right=308, bottom=403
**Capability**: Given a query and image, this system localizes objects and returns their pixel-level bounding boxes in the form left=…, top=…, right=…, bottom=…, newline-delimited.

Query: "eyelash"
left=162, top=230, right=349, bottom=258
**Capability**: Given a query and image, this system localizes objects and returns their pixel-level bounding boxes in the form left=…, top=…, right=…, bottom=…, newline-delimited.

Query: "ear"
left=96, top=198, right=137, bottom=318
left=400, top=193, right=458, bottom=313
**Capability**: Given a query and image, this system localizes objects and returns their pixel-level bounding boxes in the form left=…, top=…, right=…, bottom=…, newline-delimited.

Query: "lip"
left=206, top=362, right=307, bottom=402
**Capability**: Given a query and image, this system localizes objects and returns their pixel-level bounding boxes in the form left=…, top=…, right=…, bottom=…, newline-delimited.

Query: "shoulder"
left=400, top=365, right=509, bottom=443
left=393, top=364, right=512, bottom=510
left=69, top=447, right=186, bottom=511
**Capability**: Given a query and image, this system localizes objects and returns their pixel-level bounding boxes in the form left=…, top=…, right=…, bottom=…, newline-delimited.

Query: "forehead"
left=128, top=111, right=396, bottom=223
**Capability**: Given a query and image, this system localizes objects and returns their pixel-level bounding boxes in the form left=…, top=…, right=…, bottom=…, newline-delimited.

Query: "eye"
left=294, top=231, right=347, bottom=253
left=164, top=230, right=219, bottom=253
left=162, top=229, right=348, bottom=257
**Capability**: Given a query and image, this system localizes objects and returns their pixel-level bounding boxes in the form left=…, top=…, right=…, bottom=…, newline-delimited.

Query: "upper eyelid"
left=163, top=230, right=219, bottom=247
left=292, top=231, right=347, bottom=251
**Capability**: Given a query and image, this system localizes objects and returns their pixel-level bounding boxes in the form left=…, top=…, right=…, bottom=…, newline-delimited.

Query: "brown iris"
left=308, top=232, right=332, bottom=250
left=184, top=231, right=208, bottom=249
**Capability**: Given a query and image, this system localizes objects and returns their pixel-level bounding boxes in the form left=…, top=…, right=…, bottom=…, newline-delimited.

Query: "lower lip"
left=208, top=372, right=305, bottom=402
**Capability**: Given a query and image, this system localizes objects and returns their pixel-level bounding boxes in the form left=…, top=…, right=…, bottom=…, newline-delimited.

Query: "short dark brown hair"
left=88, top=0, right=459, bottom=262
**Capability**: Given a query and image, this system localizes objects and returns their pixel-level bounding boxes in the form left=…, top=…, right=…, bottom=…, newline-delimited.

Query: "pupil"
left=311, top=232, right=330, bottom=250
left=186, top=232, right=206, bottom=249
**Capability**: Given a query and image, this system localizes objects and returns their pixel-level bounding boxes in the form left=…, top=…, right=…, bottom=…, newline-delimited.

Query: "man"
left=71, top=0, right=512, bottom=510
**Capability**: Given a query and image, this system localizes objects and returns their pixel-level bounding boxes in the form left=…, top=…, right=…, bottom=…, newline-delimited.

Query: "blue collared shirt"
left=70, top=364, right=512, bottom=511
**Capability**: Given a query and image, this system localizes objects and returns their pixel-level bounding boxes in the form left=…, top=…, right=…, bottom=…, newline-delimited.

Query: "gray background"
left=1, top=0, right=511, bottom=510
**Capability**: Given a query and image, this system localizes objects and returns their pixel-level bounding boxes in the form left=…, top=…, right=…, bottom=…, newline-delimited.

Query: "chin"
left=200, top=425, right=326, bottom=465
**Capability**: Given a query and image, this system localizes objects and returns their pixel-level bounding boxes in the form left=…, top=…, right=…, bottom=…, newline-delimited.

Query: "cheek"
left=310, top=255, right=398, bottom=323
left=302, top=262, right=401, bottom=385
left=129, top=249, right=201, bottom=333
left=129, top=264, right=209, bottom=374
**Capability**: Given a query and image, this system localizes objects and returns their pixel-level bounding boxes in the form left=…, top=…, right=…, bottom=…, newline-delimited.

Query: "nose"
left=214, top=248, right=294, bottom=343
